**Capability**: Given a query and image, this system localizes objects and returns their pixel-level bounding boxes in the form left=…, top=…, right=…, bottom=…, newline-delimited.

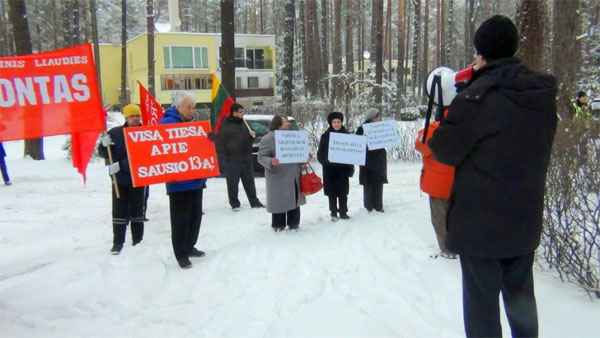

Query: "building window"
left=235, top=48, right=246, bottom=67
left=246, top=49, right=265, bottom=69
left=160, top=74, right=212, bottom=90
left=247, top=77, right=259, bottom=88
left=236, top=77, right=242, bottom=89
left=163, top=46, right=209, bottom=69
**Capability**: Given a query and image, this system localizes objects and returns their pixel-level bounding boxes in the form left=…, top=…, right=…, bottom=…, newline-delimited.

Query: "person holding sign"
left=317, top=112, right=354, bottom=221
left=257, top=115, right=306, bottom=231
left=159, top=92, right=207, bottom=269
left=356, top=108, right=388, bottom=213
left=214, top=103, right=264, bottom=211
left=97, top=104, right=146, bottom=255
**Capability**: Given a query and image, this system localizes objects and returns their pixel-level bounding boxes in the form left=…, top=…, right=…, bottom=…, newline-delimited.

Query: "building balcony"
left=234, top=58, right=274, bottom=70
left=235, top=88, right=274, bottom=98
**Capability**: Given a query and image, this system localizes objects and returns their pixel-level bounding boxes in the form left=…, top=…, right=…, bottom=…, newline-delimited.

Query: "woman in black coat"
left=317, top=112, right=355, bottom=221
left=356, top=108, right=387, bottom=212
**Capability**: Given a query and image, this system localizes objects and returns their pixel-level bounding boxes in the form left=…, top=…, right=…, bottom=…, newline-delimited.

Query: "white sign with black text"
left=362, top=120, right=400, bottom=150
left=275, top=130, right=309, bottom=163
left=328, top=133, right=367, bottom=166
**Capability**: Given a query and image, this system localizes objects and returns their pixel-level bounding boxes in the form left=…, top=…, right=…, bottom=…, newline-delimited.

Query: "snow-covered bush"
left=62, top=111, right=124, bottom=160
left=541, top=118, right=600, bottom=299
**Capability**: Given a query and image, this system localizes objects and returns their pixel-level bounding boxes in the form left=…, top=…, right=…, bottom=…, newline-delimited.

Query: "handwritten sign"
left=124, top=121, right=220, bottom=187
left=328, top=133, right=366, bottom=166
left=274, top=130, right=309, bottom=163
left=361, top=120, right=400, bottom=150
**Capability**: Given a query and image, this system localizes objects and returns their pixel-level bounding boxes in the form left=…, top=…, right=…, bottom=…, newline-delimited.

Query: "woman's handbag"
left=300, top=164, right=323, bottom=195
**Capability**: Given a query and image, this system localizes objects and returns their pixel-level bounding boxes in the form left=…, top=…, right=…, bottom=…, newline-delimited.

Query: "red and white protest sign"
left=138, top=81, right=163, bottom=126
left=0, top=43, right=105, bottom=141
left=124, top=121, right=220, bottom=187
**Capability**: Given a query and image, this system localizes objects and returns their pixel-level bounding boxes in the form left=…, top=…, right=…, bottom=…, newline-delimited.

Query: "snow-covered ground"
left=0, top=136, right=598, bottom=338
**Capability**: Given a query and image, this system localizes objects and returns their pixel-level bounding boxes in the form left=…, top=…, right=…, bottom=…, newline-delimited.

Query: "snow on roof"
left=155, top=21, right=171, bottom=33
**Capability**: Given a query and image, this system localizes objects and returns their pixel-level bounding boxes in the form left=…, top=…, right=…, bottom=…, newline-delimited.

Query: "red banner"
left=124, top=121, right=220, bottom=187
left=138, top=81, right=163, bottom=126
left=0, top=43, right=105, bottom=141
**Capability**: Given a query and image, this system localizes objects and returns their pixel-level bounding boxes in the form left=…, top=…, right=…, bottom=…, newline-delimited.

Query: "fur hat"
left=327, top=112, right=344, bottom=125
left=578, top=91, right=588, bottom=99
left=365, top=108, right=380, bottom=121
left=473, top=15, right=519, bottom=61
left=123, top=104, right=142, bottom=118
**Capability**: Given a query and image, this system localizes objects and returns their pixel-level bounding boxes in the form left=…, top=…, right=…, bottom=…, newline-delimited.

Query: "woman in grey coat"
left=257, top=115, right=307, bottom=231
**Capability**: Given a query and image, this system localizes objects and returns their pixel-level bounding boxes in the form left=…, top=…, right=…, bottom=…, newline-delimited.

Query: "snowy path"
left=0, top=137, right=598, bottom=337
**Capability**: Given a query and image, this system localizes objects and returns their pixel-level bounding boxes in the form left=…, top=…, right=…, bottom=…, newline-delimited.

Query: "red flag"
left=0, top=43, right=105, bottom=141
left=71, top=108, right=106, bottom=183
left=0, top=43, right=105, bottom=182
left=210, top=73, right=234, bottom=134
left=138, top=81, right=163, bottom=126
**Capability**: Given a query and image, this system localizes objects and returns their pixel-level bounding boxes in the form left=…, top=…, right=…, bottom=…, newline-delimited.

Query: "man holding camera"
left=429, top=16, right=557, bottom=337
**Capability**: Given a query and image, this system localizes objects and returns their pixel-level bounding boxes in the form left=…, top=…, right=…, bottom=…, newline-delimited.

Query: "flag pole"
left=243, top=119, right=252, bottom=132
left=90, top=0, right=119, bottom=198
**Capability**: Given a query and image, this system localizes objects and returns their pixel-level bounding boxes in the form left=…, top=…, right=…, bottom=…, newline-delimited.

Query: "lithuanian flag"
left=210, top=73, right=234, bottom=134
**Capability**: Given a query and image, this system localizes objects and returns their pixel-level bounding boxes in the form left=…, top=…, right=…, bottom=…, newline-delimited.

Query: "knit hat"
left=365, top=108, right=380, bottom=121
left=327, top=112, right=344, bottom=125
left=578, top=91, right=588, bottom=99
left=123, top=104, right=142, bottom=118
left=473, top=15, right=519, bottom=61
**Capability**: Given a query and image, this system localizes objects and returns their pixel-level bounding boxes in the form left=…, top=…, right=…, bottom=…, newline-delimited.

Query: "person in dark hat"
left=215, top=103, right=264, bottom=211
left=317, top=112, right=355, bottom=221
left=356, top=108, right=388, bottom=213
left=569, top=90, right=591, bottom=119
left=429, top=15, right=557, bottom=337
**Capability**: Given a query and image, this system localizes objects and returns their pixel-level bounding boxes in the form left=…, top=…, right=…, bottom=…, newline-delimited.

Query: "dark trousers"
left=112, top=184, right=145, bottom=245
left=460, top=253, right=538, bottom=338
left=224, top=159, right=261, bottom=208
left=0, top=156, right=9, bottom=183
left=168, top=189, right=203, bottom=262
left=143, top=186, right=150, bottom=217
left=363, top=184, right=383, bottom=211
left=272, top=207, right=301, bottom=228
left=328, top=195, right=348, bottom=214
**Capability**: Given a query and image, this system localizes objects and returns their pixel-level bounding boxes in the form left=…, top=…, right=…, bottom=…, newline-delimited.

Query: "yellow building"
left=97, top=32, right=277, bottom=108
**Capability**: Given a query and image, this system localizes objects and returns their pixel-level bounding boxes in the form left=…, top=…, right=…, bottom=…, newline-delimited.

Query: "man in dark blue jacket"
left=429, top=16, right=557, bottom=337
left=160, top=92, right=207, bottom=269
left=98, top=104, right=146, bottom=254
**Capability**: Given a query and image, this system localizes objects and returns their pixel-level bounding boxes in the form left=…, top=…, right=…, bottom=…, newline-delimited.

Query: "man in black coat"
left=98, top=104, right=146, bottom=254
left=429, top=16, right=557, bottom=337
left=215, top=103, right=264, bottom=211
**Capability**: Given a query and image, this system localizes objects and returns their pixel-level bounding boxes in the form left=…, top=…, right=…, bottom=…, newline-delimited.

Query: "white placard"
left=362, top=120, right=401, bottom=150
left=328, top=133, right=367, bottom=166
left=274, top=130, right=309, bottom=163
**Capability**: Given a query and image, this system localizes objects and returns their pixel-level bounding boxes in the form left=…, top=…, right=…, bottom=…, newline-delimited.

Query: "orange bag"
left=415, top=121, right=455, bottom=199
left=300, top=164, right=323, bottom=195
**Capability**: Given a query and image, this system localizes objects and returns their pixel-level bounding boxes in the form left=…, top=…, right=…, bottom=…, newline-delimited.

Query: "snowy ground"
left=0, top=136, right=598, bottom=338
